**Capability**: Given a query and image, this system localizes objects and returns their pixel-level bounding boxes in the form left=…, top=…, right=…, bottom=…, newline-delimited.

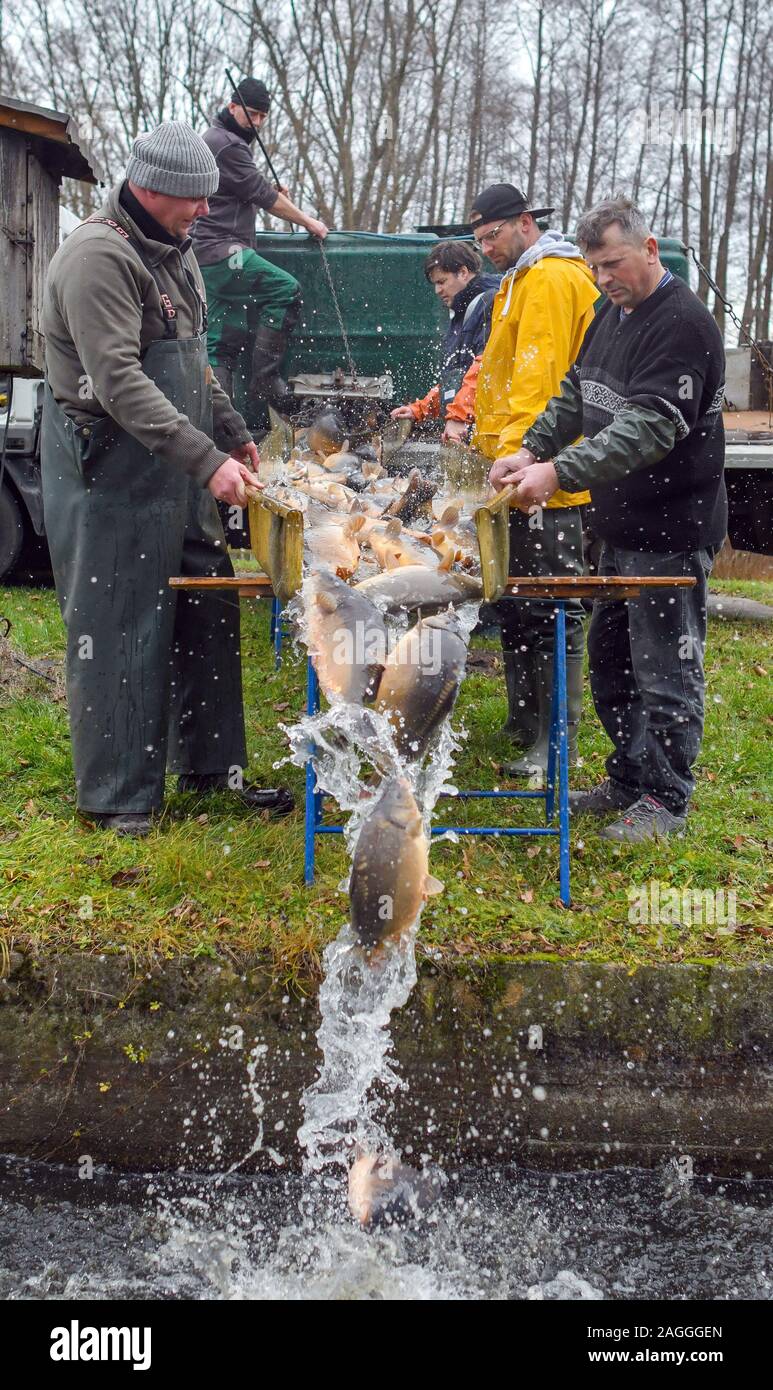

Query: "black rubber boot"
left=249, top=326, right=292, bottom=404
left=501, top=651, right=583, bottom=777
left=501, top=647, right=539, bottom=744
left=84, top=812, right=153, bottom=838
left=177, top=774, right=295, bottom=816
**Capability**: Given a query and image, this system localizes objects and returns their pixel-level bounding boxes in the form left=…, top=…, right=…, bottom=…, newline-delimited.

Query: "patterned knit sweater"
left=525, top=276, right=727, bottom=551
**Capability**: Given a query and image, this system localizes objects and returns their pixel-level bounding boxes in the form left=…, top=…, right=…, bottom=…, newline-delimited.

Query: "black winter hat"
left=469, top=183, right=553, bottom=226
left=234, top=78, right=271, bottom=113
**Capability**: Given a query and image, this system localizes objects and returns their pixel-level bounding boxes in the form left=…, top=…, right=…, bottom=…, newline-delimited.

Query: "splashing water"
left=284, top=602, right=479, bottom=1182
left=263, top=444, right=485, bottom=1198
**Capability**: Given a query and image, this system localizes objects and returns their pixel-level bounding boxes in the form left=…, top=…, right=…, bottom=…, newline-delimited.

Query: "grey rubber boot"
left=501, top=651, right=584, bottom=776
left=250, top=325, right=292, bottom=402
left=500, top=647, right=539, bottom=745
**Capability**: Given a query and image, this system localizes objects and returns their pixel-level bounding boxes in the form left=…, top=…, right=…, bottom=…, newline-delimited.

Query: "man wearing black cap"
left=464, top=184, right=599, bottom=777
left=193, top=79, right=328, bottom=410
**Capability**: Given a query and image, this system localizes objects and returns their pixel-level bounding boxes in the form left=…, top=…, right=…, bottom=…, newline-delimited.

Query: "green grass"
left=1, top=576, right=771, bottom=973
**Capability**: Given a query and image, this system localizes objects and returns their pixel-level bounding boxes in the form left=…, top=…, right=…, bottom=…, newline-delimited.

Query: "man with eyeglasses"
left=193, top=78, right=328, bottom=413
left=461, top=184, right=599, bottom=776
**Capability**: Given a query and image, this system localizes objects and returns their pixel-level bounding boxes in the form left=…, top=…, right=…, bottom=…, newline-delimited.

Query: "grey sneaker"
left=569, top=778, right=637, bottom=817
left=600, top=794, right=687, bottom=843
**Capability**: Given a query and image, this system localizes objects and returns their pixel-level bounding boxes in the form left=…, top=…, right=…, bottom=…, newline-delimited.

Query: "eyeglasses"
left=473, top=220, right=508, bottom=247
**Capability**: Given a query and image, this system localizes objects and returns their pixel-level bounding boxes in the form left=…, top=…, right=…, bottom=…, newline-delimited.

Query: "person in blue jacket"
left=391, top=240, right=499, bottom=430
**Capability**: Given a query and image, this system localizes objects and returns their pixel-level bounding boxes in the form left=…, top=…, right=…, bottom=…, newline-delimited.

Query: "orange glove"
left=408, top=385, right=441, bottom=422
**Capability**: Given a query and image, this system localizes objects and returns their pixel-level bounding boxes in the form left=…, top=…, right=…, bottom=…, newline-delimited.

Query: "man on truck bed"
left=390, top=240, right=499, bottom=431
left=460, top=183, right=599, bottom=774
left=41, top=121, right=294, bottom=836
left=192, top=77, right=328, bottom=410
left=505, top=196, right=726, bottom=841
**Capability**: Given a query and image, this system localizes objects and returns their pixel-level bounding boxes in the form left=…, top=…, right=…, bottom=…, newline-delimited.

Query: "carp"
left=320, top=451, right=378, bottom=494
left=374, top=610, right=468, bottom=758
left=348, top=1150, right=445, bottom=1228
left=366, top=518, right=438, bottom=572
left=307, top=409, right=347, bottom=457
left=382, top=468, right=437, bottom=524
left=354, top=564, right=482, bottom=614
left=306, top=569, right=386, bottom=704
left=305, top=514, right=366, bottom=580
left=349, top=775, right=442, bottom=950
left=293, top=477, right=355, bottom=510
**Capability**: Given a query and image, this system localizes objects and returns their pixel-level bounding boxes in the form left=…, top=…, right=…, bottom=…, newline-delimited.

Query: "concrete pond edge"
left=1, top=951, right=771, bottom=1176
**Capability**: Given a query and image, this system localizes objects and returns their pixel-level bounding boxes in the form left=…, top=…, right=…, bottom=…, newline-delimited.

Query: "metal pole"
left=304, top=658, right=319, bottom=885
left=555, top=603, right=571, bottom=907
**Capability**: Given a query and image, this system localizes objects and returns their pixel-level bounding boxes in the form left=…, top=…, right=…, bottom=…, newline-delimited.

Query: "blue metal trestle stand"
left=303, top=600, right=573, bottom=906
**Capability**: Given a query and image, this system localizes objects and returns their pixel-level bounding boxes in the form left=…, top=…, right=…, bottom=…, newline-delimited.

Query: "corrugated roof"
left=0, top=95, right=104, bottom=184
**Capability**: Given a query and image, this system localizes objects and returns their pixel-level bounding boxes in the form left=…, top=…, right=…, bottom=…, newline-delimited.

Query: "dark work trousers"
left=498, top=505, right=586, bottom=658
left=588, top=544, right=715, bottom=814
left=41, top=337, right=247, bottom=815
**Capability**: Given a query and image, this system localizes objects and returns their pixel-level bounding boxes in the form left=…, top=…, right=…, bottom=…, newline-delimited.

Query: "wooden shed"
left=0, top=96, right=102, bottom=376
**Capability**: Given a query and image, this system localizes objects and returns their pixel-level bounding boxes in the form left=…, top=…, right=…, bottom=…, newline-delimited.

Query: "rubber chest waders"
left=41, top=225, right=248, bottom=814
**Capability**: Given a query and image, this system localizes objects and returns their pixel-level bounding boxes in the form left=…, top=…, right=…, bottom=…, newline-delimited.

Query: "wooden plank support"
left=169, top=574, right=696, bottom=599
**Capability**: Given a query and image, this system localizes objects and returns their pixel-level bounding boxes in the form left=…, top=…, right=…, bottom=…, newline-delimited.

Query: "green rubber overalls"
left=41, top=227, right=248, bottom=815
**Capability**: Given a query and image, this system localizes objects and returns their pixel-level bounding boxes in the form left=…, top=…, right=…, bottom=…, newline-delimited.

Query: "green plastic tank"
left=656, top=237, right=690, bottom=284
left=247, top=229, right=690, bottom=422
left=253, top=230, right=447, bottom=404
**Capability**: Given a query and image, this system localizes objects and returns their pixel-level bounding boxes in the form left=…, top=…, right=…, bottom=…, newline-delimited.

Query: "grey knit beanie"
left=125, top=122, right=219, bottom=198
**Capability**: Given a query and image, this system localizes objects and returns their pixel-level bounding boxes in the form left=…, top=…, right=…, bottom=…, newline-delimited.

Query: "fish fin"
left=384, top=518, right=402, bottom=538
left=384, top=550, right=401, bottom=571
left=315, top=590, right=337, bottom=614
left=431, top=528, right=447, bottom=546
left=362, top=460, right=381, bottom=478
left=438, top=548, right=455, bottom=572
left=438, top=505, right=460, bottom=527
left=348, top=513, right=367, bottom=534
left=424, top=874, right=445, bottom=897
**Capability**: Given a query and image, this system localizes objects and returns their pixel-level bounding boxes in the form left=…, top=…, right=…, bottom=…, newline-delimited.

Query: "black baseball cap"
left=235, top=78, right=271, bottom=113
left=469, top=183, right=554, bottom=227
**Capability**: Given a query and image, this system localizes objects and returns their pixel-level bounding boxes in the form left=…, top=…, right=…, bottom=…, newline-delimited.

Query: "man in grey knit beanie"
left=126, top=122, right=220, bottom=199
left=40, top=120, right=295, bottom=835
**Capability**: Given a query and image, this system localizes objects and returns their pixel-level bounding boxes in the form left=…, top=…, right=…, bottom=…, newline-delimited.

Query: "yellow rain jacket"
left=472, top=254, right=599, bottom=507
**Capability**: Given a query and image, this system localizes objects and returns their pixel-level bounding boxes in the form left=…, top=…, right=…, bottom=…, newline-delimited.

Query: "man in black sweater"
left=496, top=196, right=726, bottom=841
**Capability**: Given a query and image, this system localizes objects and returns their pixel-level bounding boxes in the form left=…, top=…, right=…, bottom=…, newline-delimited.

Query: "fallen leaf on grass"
left=520, top=889, right=534, bottom=903
left=753, top=664, right=768, bottom=677
left=196, top=813, right=208, bottom=825
left=110, top=867, right=148, bottom=888
left=273, top=702, right=290, bottom=712
left=254, top=860, right=271, bottom=869
left=526, top=845, right=541, bottom=859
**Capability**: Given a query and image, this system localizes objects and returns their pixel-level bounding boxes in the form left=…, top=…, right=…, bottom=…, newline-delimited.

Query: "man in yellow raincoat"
left=455, top=183, right=598, bottom=775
